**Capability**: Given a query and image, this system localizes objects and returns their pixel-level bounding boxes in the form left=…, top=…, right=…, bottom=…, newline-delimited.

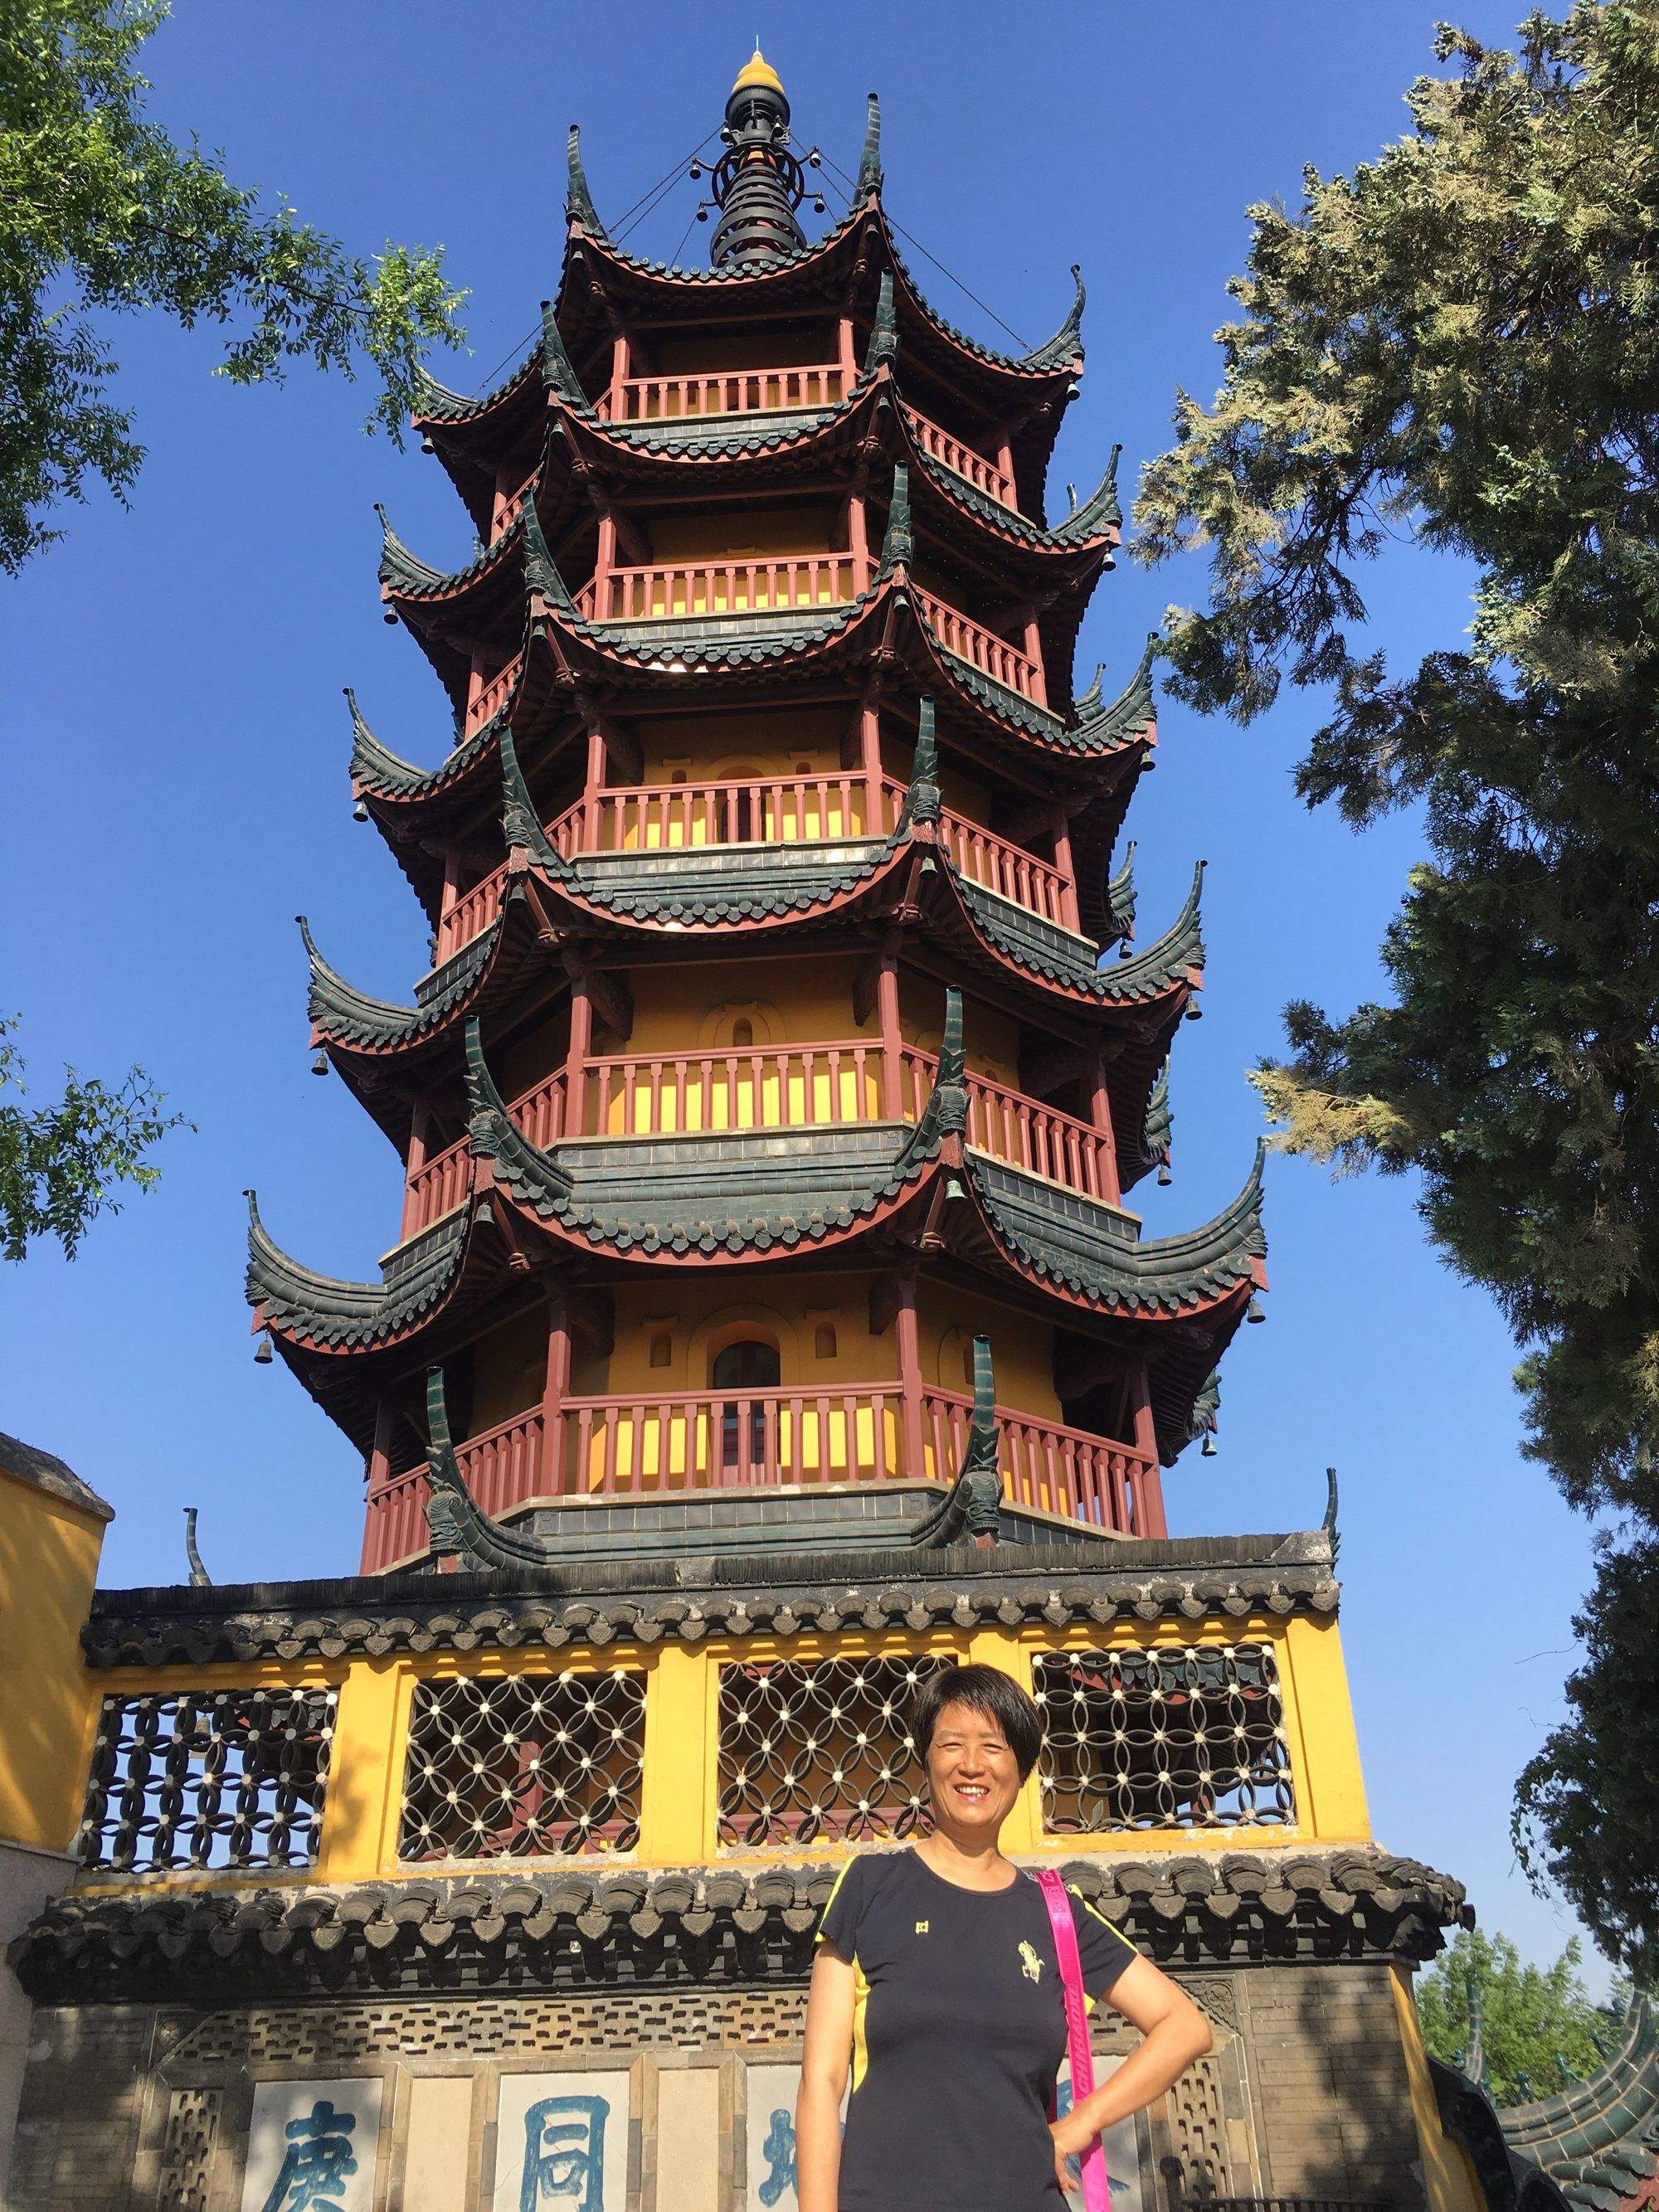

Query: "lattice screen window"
left=399, top=1670, right=645, bottom=1861
left=717, top=1655, right=946, bottom=1848
left=1033, top=1644, right=1294, bottom=1832
left=78, top=1688, right=336, bottom=1872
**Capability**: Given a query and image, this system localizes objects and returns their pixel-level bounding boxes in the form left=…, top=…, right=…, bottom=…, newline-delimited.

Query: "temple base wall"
left=7, top=1961, right=1433, bottom=2212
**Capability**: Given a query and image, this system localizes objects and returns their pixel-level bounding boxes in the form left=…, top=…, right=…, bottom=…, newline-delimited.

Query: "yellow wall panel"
left=0, top=1471, right=108, bottom=1854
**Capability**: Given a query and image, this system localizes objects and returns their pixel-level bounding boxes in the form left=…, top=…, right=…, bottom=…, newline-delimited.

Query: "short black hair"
left=910, top=1664, right=1044, bottom=1782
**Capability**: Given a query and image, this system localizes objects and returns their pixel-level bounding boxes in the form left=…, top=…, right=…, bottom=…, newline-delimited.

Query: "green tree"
left=1, top=0, right=467, bottom=573
left=1417, top=1929, right=1625, bottom=2106
left=1132, top=2, right=1659, bottom=1973
left=0, top=1016, right=187, bottom=1262
left=1513, top=1535, right=1659, bottom=1986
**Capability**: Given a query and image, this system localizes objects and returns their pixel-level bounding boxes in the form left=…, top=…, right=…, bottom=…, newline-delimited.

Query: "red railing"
left=465, top=656, right=518, bottom=733
left=547, top=774, right=1073, bottom=928
left=435, top=866, right=508, bottom=963
left=599, top=363, right=847, bottom=423
left=898, top=1047, right=1115, bottom=1202
left=398, top=1038, right=1112, bottom=1219
left=922, top=1388, right=1157, bottom=1533
left=558, top=1383, right=903, bottom=1494
left=577, top=552, right=865, bottom=625
left=903, top=406, right=1019, bottom=512
left=913, top=585, right=1044, bottom=703
left=360, top=1385, right=1160, bottom=1571
left=551, top=772, right=882, bottom=854
left=877, top=775, right=1072, bottom=926
left=578, top=1041, right=880, bottom=1140
left=401, top=1070, right=568, bottom=1240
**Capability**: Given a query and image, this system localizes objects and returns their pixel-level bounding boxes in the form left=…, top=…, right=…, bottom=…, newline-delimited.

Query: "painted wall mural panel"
left=238, top=2076, right=382, bottom=2212
left=493, top=2069, right=631, bottom=2212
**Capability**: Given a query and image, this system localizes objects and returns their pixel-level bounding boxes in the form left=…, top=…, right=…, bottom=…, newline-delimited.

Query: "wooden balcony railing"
left=578, top=1041, right=881, bottom=1140
left=599, top=364, right=847, bottom=424
left=903, top=406, right=1019, bottom=512
left=549, top=772, right=883, bottom=855
left=541, top=774, right=1073, bottom=930
left=401, top=1069, right=568, bottom=1239
left=576, top=552, right=865, bottom=626
left=360, top=1386, right=1160, bottom=1570
left=898, top=1046, right=1115, bottom=1203
left=399, top=1039, right=1113, bottom=1228
left=559, top=1384, right=904, bottom=1494
left=876, top=775, right=1072, bottom=926
left=434, top=866, right=508, bottom=963
left=913, top=584, right=1045, bottom=703
left=922, top=1388, right=1157, bottom=1533
left=465, top=656, right=518, bottom=733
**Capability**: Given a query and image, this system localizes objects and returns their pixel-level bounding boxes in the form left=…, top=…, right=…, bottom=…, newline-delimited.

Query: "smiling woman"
left=796, top=1663, right=1214, bottom=2212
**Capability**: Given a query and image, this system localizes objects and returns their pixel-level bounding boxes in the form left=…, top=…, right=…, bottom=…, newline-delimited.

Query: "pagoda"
left=251, top=50, right=1259, bottom=1576
left=2, top=58, right=1512, bottom=2212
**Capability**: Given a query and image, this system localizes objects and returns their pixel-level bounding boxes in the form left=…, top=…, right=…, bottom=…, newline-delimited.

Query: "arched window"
left=711, top=1336, right=781, bottom=1476
left=731, top=1017, right=754, bottom=1051
left=814, top=1323, right=837, bottom=1361
left=649, top=1330, right=672, bottom=1369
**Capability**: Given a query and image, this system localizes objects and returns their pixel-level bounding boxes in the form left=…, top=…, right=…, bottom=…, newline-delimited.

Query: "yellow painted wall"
left=650, top=503, right=839, bottom=562
left=917, top=1281, right=1063, bottom=1420
left=0, top=1469, right=109, bottom=1854
left=898, top=975, right=1027, bottom=1100
left=1390, top=1963, right=1489, bottom=2212
left=649, top=328, right=838, bottom=376
left=70, top=1612, right=1372, bottom=1887
left=467, top=1303, right=551, bottom=1436
left=633, top=706, right=850, bottom=791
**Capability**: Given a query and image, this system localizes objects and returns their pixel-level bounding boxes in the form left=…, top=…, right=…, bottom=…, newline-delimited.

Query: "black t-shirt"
left=816, top=1848, right=1138, bottom=2212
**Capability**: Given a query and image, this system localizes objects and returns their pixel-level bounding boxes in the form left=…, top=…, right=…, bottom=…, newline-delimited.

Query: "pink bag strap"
left=1035, top=1868, right=1112, bottom=2212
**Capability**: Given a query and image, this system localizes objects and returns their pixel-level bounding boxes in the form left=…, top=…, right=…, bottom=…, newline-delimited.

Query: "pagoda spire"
left=709, top=46, right=806, bottom=269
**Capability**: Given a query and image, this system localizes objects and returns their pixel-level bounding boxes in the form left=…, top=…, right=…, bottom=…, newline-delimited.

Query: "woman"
left=796, top=1662, right=1213, bottom=2212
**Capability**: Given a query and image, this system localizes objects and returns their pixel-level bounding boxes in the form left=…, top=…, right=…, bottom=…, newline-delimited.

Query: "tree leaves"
left=0, top=0, right=468, bottom=571
left=0, top=1016, right=188, bottom=1263
left=1416, top=1926, right=1627, bottom=2105
left=1132, top=2, right=1659, bottom=1974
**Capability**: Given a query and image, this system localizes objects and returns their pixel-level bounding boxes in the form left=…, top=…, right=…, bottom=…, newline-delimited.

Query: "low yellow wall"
left=1390, top=1962, right=1488, bottom=2212
left=0, top=1469, right=108, bottom=1855
left=71, top=1610, right=1370, bottom=1890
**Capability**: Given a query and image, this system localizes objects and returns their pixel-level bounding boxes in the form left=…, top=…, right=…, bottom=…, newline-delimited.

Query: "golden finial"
left=732, top=42, right=784, bottom=95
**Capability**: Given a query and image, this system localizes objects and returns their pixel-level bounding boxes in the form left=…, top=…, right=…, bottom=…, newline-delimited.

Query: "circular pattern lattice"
left=1033, top=1644, right=1293, bottom=1832
left=399, top=1669, right=645, bottom=1862
left=716, top=1654, right=946, bottom=1848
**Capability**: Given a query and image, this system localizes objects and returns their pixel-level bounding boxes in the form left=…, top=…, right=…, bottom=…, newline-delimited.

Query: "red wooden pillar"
left=1087, top=1051, right=1121, bottom=1208
left=877, top=950, right=903, bottom=1118
left=584, top=722, right=607, bottom=850
left=595, top=511, right=618, bottom=613
left=1130, top=1362, right=1167, bottom=1539
left=541, top=1291, right=573, bottom=1496
left=859, top=696, right=883, bottom=837
left=609, top=330, right=631, bottom=412
left=847, top=481, right=870, bottom=590
left=566, top=973, right=594, bottom=1136
left=435, top=845, right=461, bottom=963
left=995, top=428, right=1016, bottom=498
left=1051, top=804, right=1082, bottom=934
left=400, top=1101, right=432, bottom=1242
left=895, top=1273, right=927, bottom=1482
left=1020, top=606, right=1048, bottom=708
left=360, top=1400, right=396, bottom=1575
left=837, top=314, right=857, bottom=387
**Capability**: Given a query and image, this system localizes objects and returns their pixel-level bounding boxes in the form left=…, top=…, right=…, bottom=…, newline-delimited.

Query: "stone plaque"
left=239, top=2076, right=383, bottom=2212
left=493, top=2069, right=631, bottom=2212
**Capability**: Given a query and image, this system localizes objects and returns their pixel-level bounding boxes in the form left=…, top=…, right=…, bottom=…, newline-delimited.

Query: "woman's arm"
left=1049, top=1954, right=1214, bottom=2186
left=797, top=1945, right=855, bottom=2212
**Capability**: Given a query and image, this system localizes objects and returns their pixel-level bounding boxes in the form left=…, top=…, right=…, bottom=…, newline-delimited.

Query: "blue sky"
left=0, top=2, right=1611, bottom=1984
